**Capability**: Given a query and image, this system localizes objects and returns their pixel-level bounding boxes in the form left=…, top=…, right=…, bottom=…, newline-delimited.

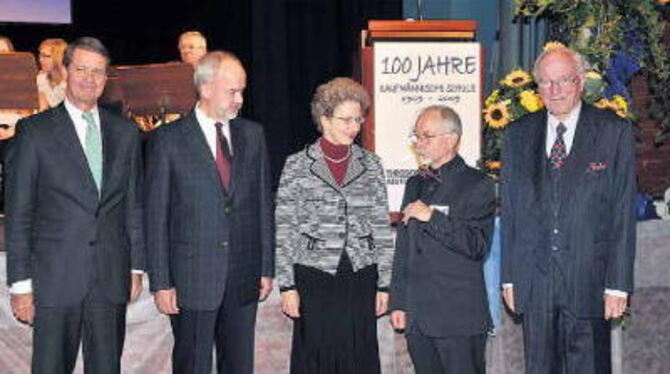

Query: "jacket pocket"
left=359, top=234, right=375, bottom=251
left=301, top=233, right=325, bottom=251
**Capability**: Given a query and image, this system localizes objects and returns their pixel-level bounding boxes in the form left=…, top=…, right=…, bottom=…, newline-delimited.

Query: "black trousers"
left=522, top=259, right=612, bottom=374
left=405, top=330, right=486, bottom=374
left=32, top=280, right=127, bottom=374
left=170, top=277, right=259, bottom=374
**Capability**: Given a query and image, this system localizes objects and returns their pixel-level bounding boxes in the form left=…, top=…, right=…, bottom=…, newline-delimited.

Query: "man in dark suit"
left=501, top=46, right=636, bottom=373
left=145, top=51, right=274, bottom=374
left=390, top=105, right=496, bottom=374
left=5, top=37, right=145, bottom=373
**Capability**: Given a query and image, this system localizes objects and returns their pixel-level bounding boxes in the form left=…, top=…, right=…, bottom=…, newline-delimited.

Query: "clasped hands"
left=401, top=200, right=433, bottom=225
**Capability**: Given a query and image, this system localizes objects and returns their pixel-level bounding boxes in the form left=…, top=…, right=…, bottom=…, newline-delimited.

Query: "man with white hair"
left=501, top=46, right=636, bottom=373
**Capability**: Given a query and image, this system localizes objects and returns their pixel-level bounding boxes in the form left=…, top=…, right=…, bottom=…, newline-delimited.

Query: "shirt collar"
left=195, top=102, right=229, bottom=129
left=64, top=98, right=100, bottom=125
left=547, top=101, right=581, bottom=132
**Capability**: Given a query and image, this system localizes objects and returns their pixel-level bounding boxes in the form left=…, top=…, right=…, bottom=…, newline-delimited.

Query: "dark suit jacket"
left=145, top=112, right=274, bottom=311
left=5, top=104, right=145, bottom=307
left=501, top=104, right=636, bottom=317
left=390, top=156, right=495, bottom=337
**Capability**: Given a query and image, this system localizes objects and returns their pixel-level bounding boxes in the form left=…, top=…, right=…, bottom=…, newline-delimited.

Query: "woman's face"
left=39, top=47, right=55, bottom=72
left=320, top=100, right=363, bottom=146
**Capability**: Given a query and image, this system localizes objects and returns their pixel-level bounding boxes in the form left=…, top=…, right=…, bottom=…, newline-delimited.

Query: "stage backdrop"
left=373, top=41, right=482, bottom=211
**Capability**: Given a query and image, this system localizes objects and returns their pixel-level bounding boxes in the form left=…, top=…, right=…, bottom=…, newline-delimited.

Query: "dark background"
left=0, top=0, right=402, bottom=185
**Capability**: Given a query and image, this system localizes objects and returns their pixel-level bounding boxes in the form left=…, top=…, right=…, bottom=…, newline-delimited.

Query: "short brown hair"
left=310, top=77, right=370, bottom=132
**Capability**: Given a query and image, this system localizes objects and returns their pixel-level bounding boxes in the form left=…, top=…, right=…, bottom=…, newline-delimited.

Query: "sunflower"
left=501, top=69, right=532, bottom=88
left=585, top=71, right=602, bottom=80
left=519, top=89, right=545, bottom=112
left=593, top=98, right=611, bottom=110
left=611, top=95, right=629, bottom=118
left=486, top=160, right=502, bottom=170
left=543, top=41, right=566, bottom=52
left=484, top=102, right=512, bottom=129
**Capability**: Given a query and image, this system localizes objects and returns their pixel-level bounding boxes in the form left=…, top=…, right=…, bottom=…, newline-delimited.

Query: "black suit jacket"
left=501, top=104, right=636, bottom=317
left=145, top=112, right=274, bottom=311
left=390, top=156, right=495, bottom=337
left=5, top=104, right=145, bottom=307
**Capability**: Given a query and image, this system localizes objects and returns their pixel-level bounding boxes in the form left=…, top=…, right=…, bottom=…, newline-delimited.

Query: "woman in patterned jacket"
left=275, top=77, right=394, bottom=373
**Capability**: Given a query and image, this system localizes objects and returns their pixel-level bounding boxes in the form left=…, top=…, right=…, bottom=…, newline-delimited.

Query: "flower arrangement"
left=513, top=0, right=670, bottom=143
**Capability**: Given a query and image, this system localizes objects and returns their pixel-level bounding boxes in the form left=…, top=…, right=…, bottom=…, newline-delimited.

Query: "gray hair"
left=532, top=46, right=590, bottom=79
left=179, top=31, right=207, bottom=47
left=193, top=50, right=242, bottom=93
left=417, top=105, right=462, bottom=137
left=63, top=37, right=110, bottom=67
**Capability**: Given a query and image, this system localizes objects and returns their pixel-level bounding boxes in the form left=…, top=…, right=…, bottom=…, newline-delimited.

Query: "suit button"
left=551, top=245, right=559, bottom=251
left=338, top=232, right=345, bottom=239
left=219, top=241, right=228, bottom=249
left=337, top=216, right=345, bottom=223
left=89, top=240, right=97, bottom=246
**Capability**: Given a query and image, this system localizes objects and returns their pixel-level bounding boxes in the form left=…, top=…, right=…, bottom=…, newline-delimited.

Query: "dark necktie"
left=214, top=122, right=232, bottom=190
left=549, top=122, right=567, bottom=170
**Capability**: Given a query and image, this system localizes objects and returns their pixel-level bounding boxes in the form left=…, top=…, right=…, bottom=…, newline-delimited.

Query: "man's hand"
left=11, top=293, right=35, bottom=324
left=259, top=277, right=273, bottom=302
left=401, top=200, right=433, bottom=225
left=129, top=273, right=143, bottom=303
left=390, top=310, right=406, bottom=330
left=280, top=290, right=300, bottom=318
left=604, top=294, right=628, bottom=320
left=376, top=292, right=389, bottom=316
left=154, top=288, right=180, bottom=315
left=502, top=286, right=515, bottom=313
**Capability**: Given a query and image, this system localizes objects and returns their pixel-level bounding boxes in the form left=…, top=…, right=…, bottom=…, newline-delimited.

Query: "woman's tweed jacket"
left=275, top=141, right=394, bottom=290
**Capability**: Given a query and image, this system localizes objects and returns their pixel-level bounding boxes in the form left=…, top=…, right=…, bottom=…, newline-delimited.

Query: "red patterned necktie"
left=549, top=122, right=567, bottom=169
left=214, top=122, right=232, bottom=190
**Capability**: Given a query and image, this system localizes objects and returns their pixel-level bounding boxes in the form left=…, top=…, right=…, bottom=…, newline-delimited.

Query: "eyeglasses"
left=409, top=132, right=449, bottom=143
left=536, top=76, right=579, bottom=89
left=70, top=65, right=107, bottom=79
left=333, top=116, right=365, bottom=125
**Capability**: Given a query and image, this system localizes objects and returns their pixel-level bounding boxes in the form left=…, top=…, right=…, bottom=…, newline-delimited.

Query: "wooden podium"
left=358, top=20, right=483, bottom=215
left=101, top=62, right=197, bottom=131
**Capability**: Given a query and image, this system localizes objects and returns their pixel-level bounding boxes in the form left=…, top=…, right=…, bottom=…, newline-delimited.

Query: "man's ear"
left=199, top=82, right=212, bottom=101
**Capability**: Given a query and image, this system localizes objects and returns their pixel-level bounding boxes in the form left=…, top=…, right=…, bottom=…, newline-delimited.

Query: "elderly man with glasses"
left=390, top=105, right=496, bottom=374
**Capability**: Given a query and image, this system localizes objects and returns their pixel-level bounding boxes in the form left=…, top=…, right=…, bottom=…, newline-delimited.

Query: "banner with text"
left=373, top=41, right=482, bottom=212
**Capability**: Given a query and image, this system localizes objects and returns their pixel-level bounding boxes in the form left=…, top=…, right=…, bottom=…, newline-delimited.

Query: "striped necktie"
left=82, top=111, right=103, bottom=192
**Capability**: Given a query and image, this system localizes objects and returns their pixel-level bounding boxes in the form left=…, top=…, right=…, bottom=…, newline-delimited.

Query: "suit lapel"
left=307, top=143, right=341, bottom=193
left=99, top=109, right=119, bottom=201
left=229, top=118, right=247, bottom=196
left=181, top=112, right=227, bottom=199
left=50, top=105, right=99, bottom=196
left=560, top=107, right=597, bottom=203
left=342, top=146, right=367, bottom=188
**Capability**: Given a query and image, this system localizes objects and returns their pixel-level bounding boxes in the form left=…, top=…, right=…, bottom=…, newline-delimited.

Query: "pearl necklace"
left=322, top=146, right=351, bottom=163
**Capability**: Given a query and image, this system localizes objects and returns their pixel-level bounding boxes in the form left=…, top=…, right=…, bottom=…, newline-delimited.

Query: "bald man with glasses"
left=390, top=105, right=495, bottom=374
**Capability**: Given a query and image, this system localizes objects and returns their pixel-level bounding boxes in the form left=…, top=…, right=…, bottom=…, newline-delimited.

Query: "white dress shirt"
left=194, top=103, right=233, bottom=158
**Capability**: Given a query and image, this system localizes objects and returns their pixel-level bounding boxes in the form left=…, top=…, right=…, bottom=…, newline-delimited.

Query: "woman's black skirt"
left=290, top=251, right=380, bottom=374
